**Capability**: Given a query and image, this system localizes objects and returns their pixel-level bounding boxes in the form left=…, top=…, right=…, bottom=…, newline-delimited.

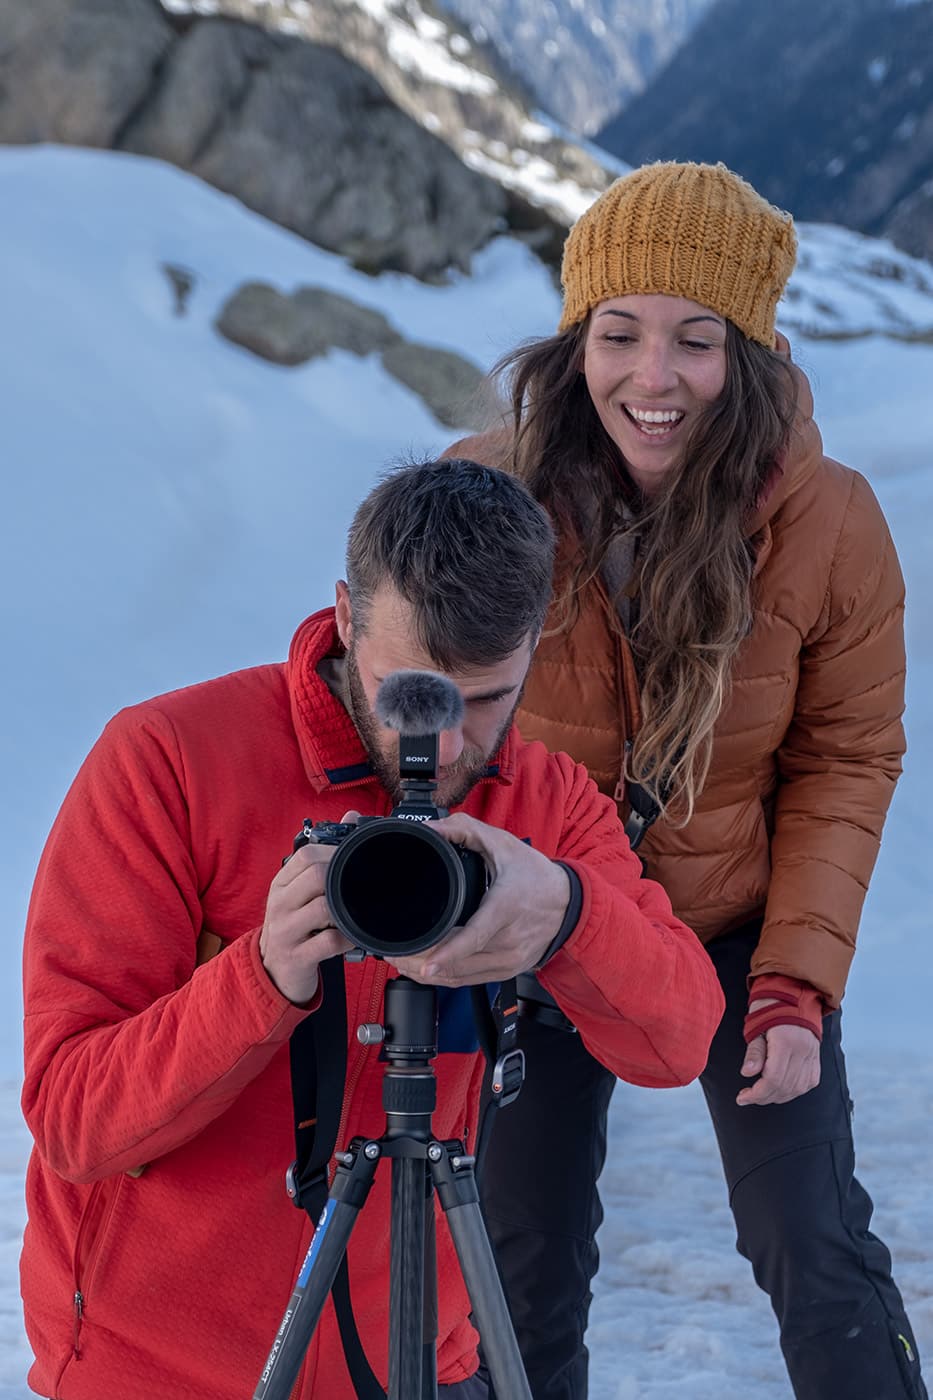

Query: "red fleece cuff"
left=743, top=973, right=825, bottom=1044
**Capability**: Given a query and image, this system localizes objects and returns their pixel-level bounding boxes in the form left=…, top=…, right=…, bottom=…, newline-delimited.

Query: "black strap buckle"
left=623, top=805, right=653, bottom=851
left=285, top=1160, right=328, bottom=1211
left=491, top=1048, right=525, bottom=1107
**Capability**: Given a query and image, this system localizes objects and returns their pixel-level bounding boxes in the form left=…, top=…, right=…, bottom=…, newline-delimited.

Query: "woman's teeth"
left=625, top=406, right=685, bottom=436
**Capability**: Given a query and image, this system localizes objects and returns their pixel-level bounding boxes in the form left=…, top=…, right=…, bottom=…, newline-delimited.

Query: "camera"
left=293, top=671, right=488, bottom=958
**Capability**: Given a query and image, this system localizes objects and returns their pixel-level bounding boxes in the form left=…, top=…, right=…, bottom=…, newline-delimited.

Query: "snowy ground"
left=1, top=146, right=932, bottom=1397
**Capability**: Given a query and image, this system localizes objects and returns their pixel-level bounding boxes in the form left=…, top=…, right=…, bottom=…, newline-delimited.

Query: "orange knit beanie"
left=559, top=161, right=797, bottom=347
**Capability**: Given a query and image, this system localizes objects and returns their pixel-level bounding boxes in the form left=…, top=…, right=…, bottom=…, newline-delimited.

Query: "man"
left=20, top=459, right=724, bottom=1400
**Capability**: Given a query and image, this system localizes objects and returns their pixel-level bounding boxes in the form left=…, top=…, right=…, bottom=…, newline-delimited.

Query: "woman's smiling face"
left=582, top=293, right=728, bottom=495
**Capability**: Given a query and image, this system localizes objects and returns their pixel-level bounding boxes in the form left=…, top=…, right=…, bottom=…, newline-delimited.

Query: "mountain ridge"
left=596, top=0, right=933, bottom=261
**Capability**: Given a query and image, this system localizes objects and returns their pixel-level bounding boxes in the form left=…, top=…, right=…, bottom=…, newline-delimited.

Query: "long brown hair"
left=496, top=319, right=798, bottom=822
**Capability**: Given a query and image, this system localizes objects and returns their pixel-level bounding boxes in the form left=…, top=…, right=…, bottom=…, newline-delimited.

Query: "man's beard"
left=345, top=646, right=517, bottom=810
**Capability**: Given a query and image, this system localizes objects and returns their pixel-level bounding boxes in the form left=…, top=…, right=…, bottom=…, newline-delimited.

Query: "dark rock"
left=290, top=289, right=402, bottom=357
left=380, top=341, right=494, bottom=430
left=215, top=282, right=401, bottom=365
left=193, top=0, right=614, bottom=240
left=162, top=263, right=196, bottom=316
left=885, top=180, right=933, bottom=265
left=0, top=0, right=509, bottom=281
left=215, top=280, right=493, bottom=428
left=0, top=0, right=172, bottom=146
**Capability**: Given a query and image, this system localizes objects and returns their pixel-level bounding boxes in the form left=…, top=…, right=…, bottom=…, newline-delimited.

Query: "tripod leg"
left=389, top=1156, right=427, bottom=1400
left=430, top=1147, right=532, bottom=1400
left=253, top=1144, right=380, bottom=1400
left=422, top=1190, right=439, bottom=1400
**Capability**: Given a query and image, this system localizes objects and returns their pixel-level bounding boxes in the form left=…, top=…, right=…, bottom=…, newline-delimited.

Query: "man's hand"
left=259, top=826, right=354, bottom=1005
left=737, top=999, right=821, bottom=1106
left=389, top=812, right=571, bottom=986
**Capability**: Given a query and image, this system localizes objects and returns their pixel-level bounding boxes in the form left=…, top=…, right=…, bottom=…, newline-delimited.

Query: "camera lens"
left=325, top=818, right=480, bottom=956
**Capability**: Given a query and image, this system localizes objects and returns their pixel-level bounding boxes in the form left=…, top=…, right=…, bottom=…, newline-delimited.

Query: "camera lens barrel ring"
left=325, top=818, right=469, bottom=957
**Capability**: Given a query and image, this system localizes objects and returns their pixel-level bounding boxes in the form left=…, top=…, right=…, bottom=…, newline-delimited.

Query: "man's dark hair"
left=346, top=458, right=555, bottom=669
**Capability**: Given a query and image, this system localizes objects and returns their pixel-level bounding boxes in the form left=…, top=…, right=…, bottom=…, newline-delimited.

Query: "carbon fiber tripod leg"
left=389, top=1154, right=427, bottom=1400
left=430, top=1142, right=533, bottom=1400
left=253, top=1141, right=379, bottom=1400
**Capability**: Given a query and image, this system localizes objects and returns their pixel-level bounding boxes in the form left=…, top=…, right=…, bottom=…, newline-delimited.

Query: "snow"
left=384, top=22, right=498, bottom=96
left=462, top=143, right=606, bottom=221
left=2, top=145, right=932, bottom=1398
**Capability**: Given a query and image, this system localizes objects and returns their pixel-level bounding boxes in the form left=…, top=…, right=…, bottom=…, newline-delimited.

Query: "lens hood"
left=325, top=817, right=484, bottom=956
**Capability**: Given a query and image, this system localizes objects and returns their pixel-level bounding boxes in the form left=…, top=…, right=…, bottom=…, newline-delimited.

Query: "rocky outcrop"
left=0, top=0, right=173, bottom=146
left=0, top=0, right=508, bottom=279
left=379, top=341, right=492, bottom=429
left=886, top=179, right=933, bottom=264
left=216, top=285, right=402, bottom=366
left=215, top=283, right=497, bottom=429
left=155, top=0, right=613, bottom=234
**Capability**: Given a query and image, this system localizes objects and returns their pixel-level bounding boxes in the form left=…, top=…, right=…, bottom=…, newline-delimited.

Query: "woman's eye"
left=682, top=339, right=715, bottom=351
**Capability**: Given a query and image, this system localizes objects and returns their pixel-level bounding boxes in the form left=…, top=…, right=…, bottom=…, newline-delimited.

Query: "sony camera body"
left=293, top=673, right=487, bottom=958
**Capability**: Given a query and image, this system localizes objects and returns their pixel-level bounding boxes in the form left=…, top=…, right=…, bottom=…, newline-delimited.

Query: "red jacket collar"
left=285, top=606, right=517, bottom=796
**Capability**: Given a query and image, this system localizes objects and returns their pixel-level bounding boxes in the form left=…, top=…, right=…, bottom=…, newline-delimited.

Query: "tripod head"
left=357, top=975, right=440, bottom=1144
left=358, top=976, right=438, bottom=1064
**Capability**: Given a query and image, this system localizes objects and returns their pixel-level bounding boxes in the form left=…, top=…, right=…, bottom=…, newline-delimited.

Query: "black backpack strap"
left=286, top=955, right=347, bottom=1211
left=287, top=956, right=385, bottom=1400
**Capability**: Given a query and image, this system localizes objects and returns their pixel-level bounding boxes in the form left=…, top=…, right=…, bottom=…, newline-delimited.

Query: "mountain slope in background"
left=438, top=0, right=714, bottom=136
left=597, top=0, right=933, bottom=261
left=157, top=0, right=617, bottom=230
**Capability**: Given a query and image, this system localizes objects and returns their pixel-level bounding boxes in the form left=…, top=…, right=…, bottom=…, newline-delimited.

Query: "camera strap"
left=623, top=777, right=662, bottom=852
left=622, top=739, right=684, bottom=855
left=470, top=978, right=523, bottom=1178
left=287, top=955, right=386, bottom=1400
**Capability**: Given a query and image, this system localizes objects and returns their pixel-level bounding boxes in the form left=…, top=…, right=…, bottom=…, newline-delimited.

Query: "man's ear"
left=335, top=581, right=353, bottom=647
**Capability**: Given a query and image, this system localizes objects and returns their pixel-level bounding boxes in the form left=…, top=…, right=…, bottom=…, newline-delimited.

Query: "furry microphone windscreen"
left=375, top=670, right=465, bottom=735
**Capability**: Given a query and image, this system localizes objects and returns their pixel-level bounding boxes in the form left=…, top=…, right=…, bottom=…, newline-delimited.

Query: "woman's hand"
left=737, top=1000, right=821, bottom=1106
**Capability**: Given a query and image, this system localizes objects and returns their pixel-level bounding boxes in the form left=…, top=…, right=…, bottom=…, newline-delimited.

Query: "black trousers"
left=480, top=921, right=927, bottom=1400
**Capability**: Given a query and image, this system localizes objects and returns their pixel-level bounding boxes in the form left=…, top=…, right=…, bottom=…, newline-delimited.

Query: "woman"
left=448, top=162, right=926, bottom=1400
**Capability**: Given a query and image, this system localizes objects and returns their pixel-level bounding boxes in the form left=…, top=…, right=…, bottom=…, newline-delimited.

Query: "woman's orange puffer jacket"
left=447, top=366, right=906, bottom=1006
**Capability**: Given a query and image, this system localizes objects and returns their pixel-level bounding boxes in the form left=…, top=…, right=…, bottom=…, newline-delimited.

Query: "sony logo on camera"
left=402, top=753, right=431, bottom=765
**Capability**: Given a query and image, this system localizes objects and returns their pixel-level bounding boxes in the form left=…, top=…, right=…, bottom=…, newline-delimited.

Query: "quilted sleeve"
left=753, top=471, right=906, bottom=1005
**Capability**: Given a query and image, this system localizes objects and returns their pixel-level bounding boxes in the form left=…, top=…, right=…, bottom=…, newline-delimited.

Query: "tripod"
left=253, top=973, right=533, bottom=1400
